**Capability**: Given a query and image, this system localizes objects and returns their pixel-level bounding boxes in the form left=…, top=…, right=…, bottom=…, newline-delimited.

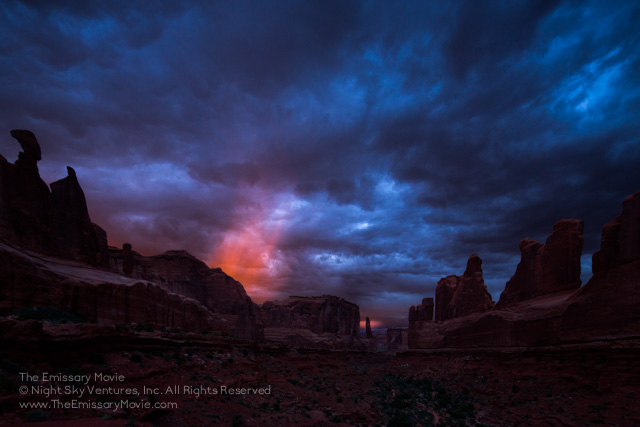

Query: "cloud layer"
left=2, top=0, right=639, bottom=326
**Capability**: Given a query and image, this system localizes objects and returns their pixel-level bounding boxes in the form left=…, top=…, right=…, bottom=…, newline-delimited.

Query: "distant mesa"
left=259, top=295, right=371, bottom=350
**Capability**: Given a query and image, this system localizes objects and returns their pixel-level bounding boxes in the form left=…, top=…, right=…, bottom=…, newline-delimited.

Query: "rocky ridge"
left=0, top=130, right=260, bottom=339
left=0, top=130, right=367, bottom=346
left=409, top=190, right=640, bottom=349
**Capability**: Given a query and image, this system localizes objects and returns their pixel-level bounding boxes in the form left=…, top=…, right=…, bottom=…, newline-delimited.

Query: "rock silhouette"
left=109, top=245, right=262, bottom=340
left=409, top=190, right=640, bottom=349
left=0, top=130, right=260, bottom=339
left=409, top=297, right=433, bottom=322
left=497, top=219, right=584, bottom=307
left=435, top=254, right=494, bottom=322
left=0, top=130, right=107, bottom=266
left=259, top=295, right=368, bottom=349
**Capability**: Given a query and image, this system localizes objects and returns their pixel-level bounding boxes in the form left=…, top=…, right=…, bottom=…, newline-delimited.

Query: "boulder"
left=498, top=219, right=584, bottom=307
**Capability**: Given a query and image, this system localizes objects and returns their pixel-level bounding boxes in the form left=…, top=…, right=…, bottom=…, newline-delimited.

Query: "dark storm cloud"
left=444, top=0, right=562, bottom=78
left=1, top=0, right=639, bottom=326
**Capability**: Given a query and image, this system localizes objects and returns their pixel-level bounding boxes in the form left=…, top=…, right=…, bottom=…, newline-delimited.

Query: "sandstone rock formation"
left=261, top=295, right=359, bottom=335
left=387, top=327, right=408, bottom=350
left=561, top=190, right=640, bottom=340
left=409, top=297, right=434, bottom=323
left=50, top=166, right=109, bottom=266
left=592, top=191, right=640, bottom=273
left=0, top=239, right=229, bottom=333
left=0, top=130, right=262, bottom=340
left=497, top=219, right=584, bottom=307
left=259, top=295, right=368, bottom=350
left=365, top=316, right=373, bottom=338
left=109, top=245, right=262, bottom=340
left=0, top=130, right=107, bottom=266
left=409, top=190, right=640, bottom=349
left=435, top=254, right=494, bottom=322
left=0, top=130, right=53, bottom=253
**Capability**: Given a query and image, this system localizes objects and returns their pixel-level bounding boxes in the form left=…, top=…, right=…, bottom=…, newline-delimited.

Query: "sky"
left=1, top=0, right=639, bottom=327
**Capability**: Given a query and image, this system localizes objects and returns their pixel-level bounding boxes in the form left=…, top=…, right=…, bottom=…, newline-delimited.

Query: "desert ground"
left=1, top=322, right=639, bottom=426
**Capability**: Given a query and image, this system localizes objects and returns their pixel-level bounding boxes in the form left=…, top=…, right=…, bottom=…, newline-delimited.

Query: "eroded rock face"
left=435, top=255, right=494, bottom=322
left=0, top=131, right=52, bottom=253
left=409, top=190, right=640, bottom=349
left=409, top=297, right=434, bottom=323
left=109, top=246, right=262, bottom=341
left=0, top=130, right=107, bottom=266
left=50, top=167, right=109, bottom=266
left=561, top=190, right=640, bottom=340
left=592, top=191, right=640, bottom=273
left=0, top=240, right=229, bottom=334
left=260, top=295, right=360, bottom=336
left=365, top=317, right=373, bottom=338
left=0, top=130, right=262, bottom=340
left=498, top=219, right=584, bottom=307
left=387, top=328, right=408, bottom=350
left=435, top=276, right=458, bottom=322
left=259, top=295, right=368, bottom=349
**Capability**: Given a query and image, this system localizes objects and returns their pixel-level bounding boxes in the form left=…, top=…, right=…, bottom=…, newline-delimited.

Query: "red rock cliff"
left=0, top=130, right=107, bottom=266
left=109, top=246, right=262, bottom=340
left=434, top=254, right=494, bottom=322
left=260, top=295, right=360, bottom=336
left=497, top=219, right=584, bottom=307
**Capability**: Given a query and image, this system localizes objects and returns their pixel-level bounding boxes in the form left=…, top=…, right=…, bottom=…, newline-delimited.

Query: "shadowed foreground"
left=1, top=321, right=639, bottom=426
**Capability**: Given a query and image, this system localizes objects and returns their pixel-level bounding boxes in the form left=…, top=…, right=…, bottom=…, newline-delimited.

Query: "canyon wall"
left=0, top=130, right=261, bottom=340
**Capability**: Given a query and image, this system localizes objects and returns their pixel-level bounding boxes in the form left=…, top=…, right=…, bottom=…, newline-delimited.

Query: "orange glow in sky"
left=360, top=319, right=382, bottom=329
left=209, top=201, right=287, bottom=303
